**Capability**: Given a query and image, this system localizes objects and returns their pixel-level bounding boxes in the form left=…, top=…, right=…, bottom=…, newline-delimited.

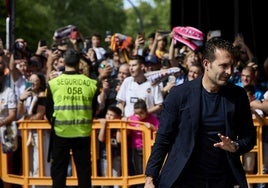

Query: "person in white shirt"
left=91, top=33, right=106, bottom=61
left=116, top=55, right=163, bottom=118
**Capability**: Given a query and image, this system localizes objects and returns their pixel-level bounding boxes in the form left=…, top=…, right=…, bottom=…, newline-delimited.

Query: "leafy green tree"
left=48, top=0, right=126, bottom=38
left=0, top=0, right=126, bottom=51
left=122, top=0, right=170, bottom=39
left=0, top=0, right=170, bottom=51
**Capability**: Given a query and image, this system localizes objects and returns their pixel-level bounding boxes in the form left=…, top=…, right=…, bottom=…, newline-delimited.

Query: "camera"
left=14, top=41, right=27, bottom=59
left=14, top=41, right=25, bottom=51
left=82, top=39, right=92, bottom=54
left=51, top=45, right=58, bottom=52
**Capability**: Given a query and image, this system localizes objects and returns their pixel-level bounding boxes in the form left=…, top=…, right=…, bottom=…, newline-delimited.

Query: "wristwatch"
left=233, top=141, right=239, bottom=152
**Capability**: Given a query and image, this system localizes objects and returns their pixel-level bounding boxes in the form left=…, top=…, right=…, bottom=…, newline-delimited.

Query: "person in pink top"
left=127, top=99, right=159, bottom=188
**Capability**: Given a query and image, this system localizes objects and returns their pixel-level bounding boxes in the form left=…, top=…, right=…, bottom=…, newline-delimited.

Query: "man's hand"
left=35, top=41, right=47, bottom=55
left=213, top=133, right=238, bottom=152
left=144, top=176, right=154, bottom=188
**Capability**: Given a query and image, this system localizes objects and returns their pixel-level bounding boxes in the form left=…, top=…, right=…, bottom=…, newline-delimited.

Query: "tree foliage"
left=122, top=0, right=170, bottom=39
left=0, top=0, right=170, bottom=51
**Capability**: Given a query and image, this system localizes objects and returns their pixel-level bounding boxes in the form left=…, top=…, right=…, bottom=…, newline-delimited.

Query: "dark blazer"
left=145, top=76, right=256, bottom=188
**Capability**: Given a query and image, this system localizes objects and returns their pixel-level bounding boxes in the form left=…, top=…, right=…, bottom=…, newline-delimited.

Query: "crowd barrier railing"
left=246, top=116, right=268, bottom=184
left=0, top=119, right=155, bottom=187
left=1, top=117, right=268, bottom=186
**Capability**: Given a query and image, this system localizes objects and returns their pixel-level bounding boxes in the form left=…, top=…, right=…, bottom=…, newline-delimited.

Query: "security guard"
left=46, top=49, right=98, bottom=188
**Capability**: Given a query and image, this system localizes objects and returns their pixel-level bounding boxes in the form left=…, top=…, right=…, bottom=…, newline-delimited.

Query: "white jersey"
left=93, top=47, right=106, bottom=60
left=0, top=87, right=17, bottom=120
left=116, top=76, right=163, bottom=117
left=14, top=76, right=27, bottom=100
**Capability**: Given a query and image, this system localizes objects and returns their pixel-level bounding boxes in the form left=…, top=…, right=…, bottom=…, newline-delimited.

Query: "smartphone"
left=138, top=32, right=145, bottom=44
left=51, top=45, right=57, bottom=52
left=106, top=59, right=114, bottom=67
left=40, top=40, right=47, bottom=47
left=25, top=81, right=32, bottom=89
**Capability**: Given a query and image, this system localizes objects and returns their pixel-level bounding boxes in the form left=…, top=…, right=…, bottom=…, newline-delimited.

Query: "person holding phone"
left=9, top=52, right=30, bottom=105
left=232, top=33, right=254, bottom=68
left=45, top=49, right=65, bottom=82
left=17, top=73, right=49, bottom=186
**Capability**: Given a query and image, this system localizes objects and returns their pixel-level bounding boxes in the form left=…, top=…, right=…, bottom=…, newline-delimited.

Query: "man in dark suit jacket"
left=144, top=38, right=256, bottom=188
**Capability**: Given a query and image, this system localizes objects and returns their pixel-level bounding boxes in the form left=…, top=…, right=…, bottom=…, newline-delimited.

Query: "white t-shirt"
left=116, top=76, right=163, bottom=117
left=0, top=87, right=17, bottom=120
left=93, top=47, right=106, bottom=60
left=12, top=76, right=27, bottom=101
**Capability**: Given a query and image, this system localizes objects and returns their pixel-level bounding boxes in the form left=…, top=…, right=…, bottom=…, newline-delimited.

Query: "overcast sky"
left=123, top=0, right=155, bottom=9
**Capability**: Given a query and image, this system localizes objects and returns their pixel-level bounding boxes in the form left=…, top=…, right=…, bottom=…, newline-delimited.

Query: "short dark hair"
left=35, top=73, right=47, bottom=92
left=91, top=33, right=101, bottom=40
left=148, top=32, right=155, bottom=39
left=63, top=49, right=80, bottom=67
left=129, top=55, right=146, bottom=65
left=202, top=38, right=234, bottom=62
left=134, top=99, right=147, bottom=111
left=107, top=106, right=122, bottom=117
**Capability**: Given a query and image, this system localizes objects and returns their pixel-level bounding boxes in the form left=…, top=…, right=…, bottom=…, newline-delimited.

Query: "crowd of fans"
left=1, top=25, right=268, bottom=188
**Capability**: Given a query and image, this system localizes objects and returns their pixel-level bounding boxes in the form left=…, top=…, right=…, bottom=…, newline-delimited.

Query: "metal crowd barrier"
left=0, top=119, right=155, bottom=187
left=1, top=117, right=268, bottom=187
left=246, top=117, right=268, bottom=184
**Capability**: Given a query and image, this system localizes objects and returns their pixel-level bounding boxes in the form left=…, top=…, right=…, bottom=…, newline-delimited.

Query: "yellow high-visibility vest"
left=48, top=73, right=97, bottom=138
